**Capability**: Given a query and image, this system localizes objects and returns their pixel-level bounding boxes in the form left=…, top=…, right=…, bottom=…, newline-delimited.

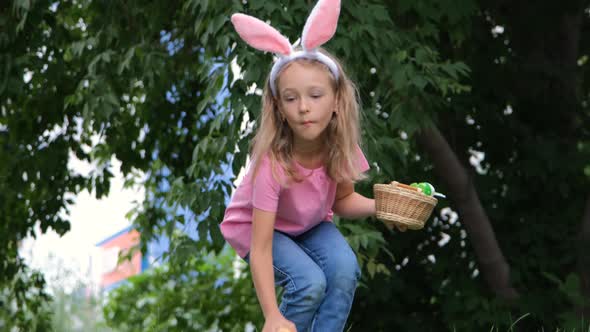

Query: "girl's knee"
left=291, top=273, right=327, bottom=306
left=300, top=274, right=327, bottom=304
left=331, top=249, right=361, bottom=282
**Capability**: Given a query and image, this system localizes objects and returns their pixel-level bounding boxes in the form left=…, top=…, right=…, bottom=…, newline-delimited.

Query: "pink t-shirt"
left=220, top=148, right=370, bottom=258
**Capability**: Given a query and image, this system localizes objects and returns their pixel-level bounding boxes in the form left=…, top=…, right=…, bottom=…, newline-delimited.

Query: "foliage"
left=1, top=0, right=589, bottom=330
left=103, top=237, right=260, bottom=331
left=0, top=258, right=52, bottom=331
left=544, top=272, right=590, bottom=331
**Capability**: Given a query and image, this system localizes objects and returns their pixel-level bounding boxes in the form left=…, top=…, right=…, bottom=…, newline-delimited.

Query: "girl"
left=220, top=1, right=403, bottom=331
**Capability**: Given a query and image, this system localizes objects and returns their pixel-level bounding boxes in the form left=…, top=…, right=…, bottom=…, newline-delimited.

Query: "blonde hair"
left=250, top=48, right=365, bottom=184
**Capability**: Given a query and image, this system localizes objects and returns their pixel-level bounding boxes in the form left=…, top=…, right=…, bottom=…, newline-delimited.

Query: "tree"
left=0, top=257, right=52, bottom=331
left=2, top=0, right=589, bottom=330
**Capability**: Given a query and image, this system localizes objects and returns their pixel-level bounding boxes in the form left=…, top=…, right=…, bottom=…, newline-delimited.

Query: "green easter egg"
left=425, top=183, right=435, bottom=194
left=418, top=182, right=433, bottom=195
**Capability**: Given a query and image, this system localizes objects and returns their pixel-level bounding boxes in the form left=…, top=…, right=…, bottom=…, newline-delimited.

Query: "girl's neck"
left=293, top=140, right=326, bottom=169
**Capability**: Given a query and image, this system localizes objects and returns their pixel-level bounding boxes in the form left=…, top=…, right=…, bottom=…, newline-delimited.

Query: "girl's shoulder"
left=249, top=153, right=289, bottom=185
left=255, top=153, right=278, bottom=173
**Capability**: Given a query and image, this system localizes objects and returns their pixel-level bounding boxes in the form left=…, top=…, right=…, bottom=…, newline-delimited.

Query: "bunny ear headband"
left=231, top=0, right=341, bottom=96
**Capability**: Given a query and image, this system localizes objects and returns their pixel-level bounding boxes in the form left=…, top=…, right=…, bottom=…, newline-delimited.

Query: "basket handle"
left=391, top=181, right=420, bottom=192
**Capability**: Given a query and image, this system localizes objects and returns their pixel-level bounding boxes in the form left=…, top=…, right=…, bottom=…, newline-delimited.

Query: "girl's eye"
left=311, top=95, right=322, bottom=99
left=284, top=97, right=295, bottom=102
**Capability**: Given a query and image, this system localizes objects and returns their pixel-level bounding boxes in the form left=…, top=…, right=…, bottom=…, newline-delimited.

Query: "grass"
left=482, top=313, right=590, bottom=332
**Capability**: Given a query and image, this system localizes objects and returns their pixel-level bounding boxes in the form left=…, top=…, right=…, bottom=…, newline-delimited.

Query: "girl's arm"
left=332, top=181, right=375, bottom=218
left=333, top=181, right=407, bottom=231
left=251, top=208, right=296, bottom=331
left=250, top=208, right=282, bottom=319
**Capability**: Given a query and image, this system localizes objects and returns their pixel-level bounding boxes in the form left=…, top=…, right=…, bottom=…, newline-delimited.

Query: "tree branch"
left=417, top=125, right=519, bottom=300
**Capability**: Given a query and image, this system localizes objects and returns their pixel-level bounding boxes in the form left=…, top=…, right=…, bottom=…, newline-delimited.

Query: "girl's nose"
left=299, top=98, right=310, bottom=113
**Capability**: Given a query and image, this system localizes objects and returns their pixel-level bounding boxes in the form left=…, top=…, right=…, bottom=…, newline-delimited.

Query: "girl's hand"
left=262, top=313, right=297, bottom=332
left=278, top=328, right=296, bottom=332
left=393, top=222, right=407, bottom=232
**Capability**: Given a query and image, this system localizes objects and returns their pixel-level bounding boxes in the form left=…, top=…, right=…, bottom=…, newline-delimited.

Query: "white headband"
left=230, top=0, right=341, bottom=96
left=269, top=50, right=339, bottom=96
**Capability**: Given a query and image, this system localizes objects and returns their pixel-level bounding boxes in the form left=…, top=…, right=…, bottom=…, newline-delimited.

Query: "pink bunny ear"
left=231, top=14, right=292, bottom=56
left=301, top=0, right=341, bottom=50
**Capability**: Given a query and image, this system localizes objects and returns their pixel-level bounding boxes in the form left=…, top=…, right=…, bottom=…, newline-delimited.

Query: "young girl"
left=220, top=1, right=402, bottom=331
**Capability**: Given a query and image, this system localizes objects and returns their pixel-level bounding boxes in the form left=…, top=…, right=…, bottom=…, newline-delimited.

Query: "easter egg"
left=410, top=182, right=434, bottom=195
left=418, top=183, right=432, bottom=195
left=423, top=183, right=435, bottom=195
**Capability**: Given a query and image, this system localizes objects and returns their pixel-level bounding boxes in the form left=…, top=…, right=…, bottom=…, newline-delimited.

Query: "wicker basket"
left=374, top=181, right=438, bottom=230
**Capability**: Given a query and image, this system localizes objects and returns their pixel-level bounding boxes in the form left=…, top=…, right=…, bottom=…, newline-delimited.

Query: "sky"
left=19, top=155, right=144, bottom=293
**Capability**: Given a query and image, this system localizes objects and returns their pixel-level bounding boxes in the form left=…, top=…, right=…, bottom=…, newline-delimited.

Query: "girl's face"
left=276, top=61, right=337, bottom=150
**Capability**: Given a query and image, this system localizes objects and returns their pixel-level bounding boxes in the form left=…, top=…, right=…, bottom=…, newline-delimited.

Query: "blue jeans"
left=246, top=222, right=361, bottom=332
